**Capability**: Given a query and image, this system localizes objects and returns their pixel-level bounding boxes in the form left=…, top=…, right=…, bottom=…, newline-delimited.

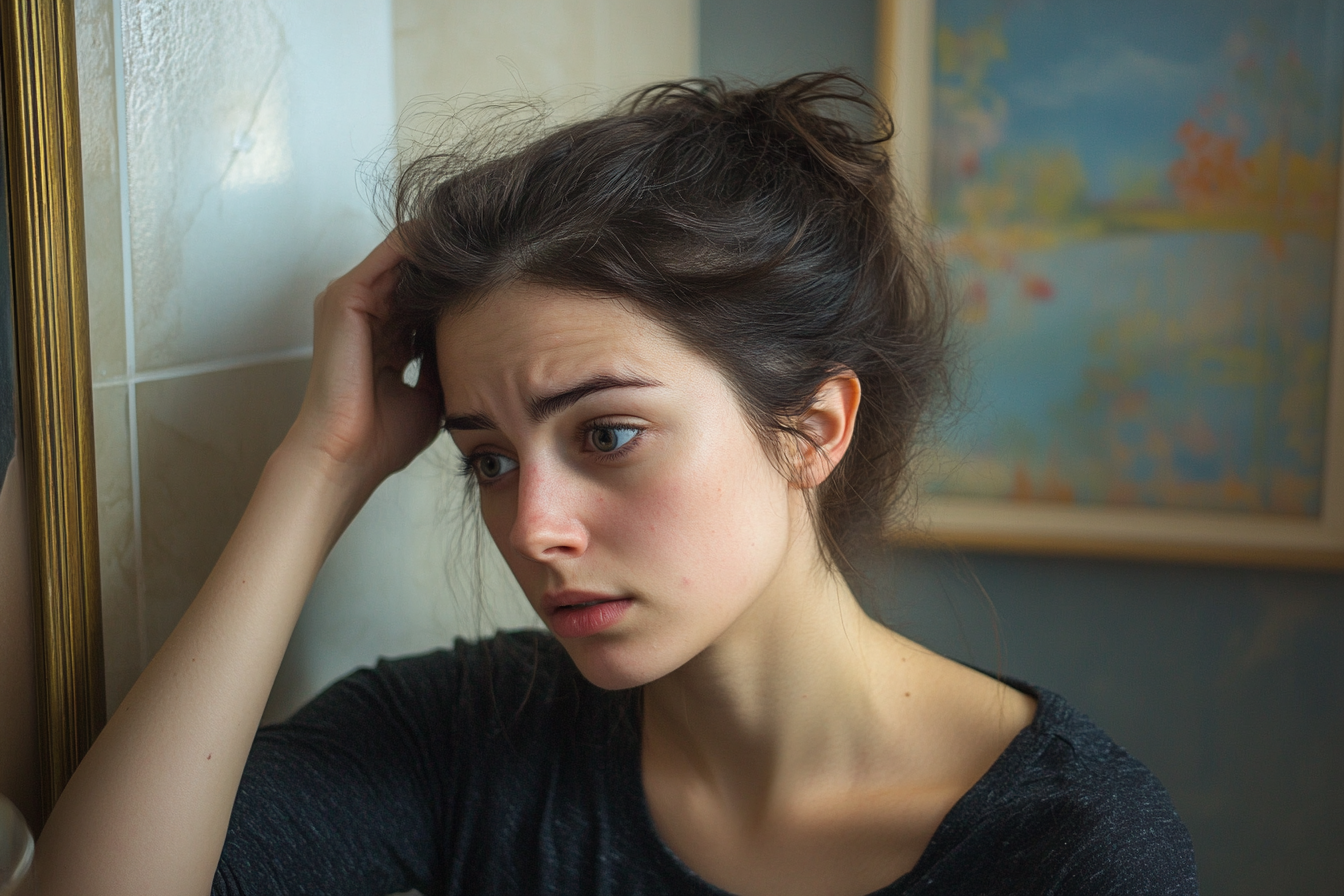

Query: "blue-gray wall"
left=860, top=550, right=1343, bottom=896
left=700, top=0, right=876, bottom=88
left=699, top=2, right=1344, bottom=893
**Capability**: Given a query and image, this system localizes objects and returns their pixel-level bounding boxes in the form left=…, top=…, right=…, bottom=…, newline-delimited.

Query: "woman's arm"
left=33, top=238, right=442, bottom=896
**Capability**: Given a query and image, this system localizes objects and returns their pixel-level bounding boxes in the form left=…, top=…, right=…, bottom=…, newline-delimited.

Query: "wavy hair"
left=391, top=72, right=952, bottom=572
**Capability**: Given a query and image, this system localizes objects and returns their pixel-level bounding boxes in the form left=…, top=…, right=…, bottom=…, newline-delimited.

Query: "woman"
left=35, top=74, right=1196, bottom=895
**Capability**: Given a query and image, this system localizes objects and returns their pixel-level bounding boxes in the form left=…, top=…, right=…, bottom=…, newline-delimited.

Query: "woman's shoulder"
left=222, top=635, right=608, bottom=894
left=905, top=682, right=1198, bottom=894
left=363, top=628, right=571, bottom=688
left=290, top=629, right=620, bottom=744
left=311, top=629, right=581, bottom=718
left=1005, top=684, right=1189, bottom=830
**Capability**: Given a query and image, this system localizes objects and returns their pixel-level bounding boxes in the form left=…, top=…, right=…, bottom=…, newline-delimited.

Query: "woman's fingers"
left=292, top=233, right=443, bottom=484
left=313, top=236, right=406, bottom=361
left=318, top=237, right=407, bottom=323
left=371, top=322, right=416, bottom=378
left=370, top=359, right=444, bottom=474
left=345, top=234, right=407, bottom=289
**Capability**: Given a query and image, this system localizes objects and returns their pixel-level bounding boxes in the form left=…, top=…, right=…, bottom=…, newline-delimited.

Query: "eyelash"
left=458, top=420, right=646, bottom=485
left=457, top=453, right=500, bottom=483
left=583, top=419, right=644, bottom=460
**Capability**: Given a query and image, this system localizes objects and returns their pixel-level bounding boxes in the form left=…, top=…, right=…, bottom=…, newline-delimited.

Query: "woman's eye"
left=588, top=426, right=640, bottom=453
left=472, top=453, right=518, bottom=480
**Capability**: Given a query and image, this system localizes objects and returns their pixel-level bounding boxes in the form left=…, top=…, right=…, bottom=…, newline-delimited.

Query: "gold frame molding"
left=1, top=0, right=104, bottom=819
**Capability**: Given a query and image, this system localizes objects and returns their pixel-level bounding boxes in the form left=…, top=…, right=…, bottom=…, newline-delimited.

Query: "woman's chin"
left=557, top=636, right=678, bottom=691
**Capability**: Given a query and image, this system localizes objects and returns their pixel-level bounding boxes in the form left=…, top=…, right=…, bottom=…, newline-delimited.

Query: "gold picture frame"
left=877, top=0, right=1344, bottom=570
left=2, top=0, right=105, bottom=820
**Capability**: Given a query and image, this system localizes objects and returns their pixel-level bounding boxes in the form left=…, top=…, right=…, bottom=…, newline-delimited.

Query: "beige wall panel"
left=136, top=360, right=309, bottom=657
left=75, top=0, right=126, bottom=382
left=122, top=0, right=395, bottom=372
left=91, top=385, right=138, bottom=710
left=603, top=1, right=700, bottom=93
left=392, top=0, right=697, bottom=115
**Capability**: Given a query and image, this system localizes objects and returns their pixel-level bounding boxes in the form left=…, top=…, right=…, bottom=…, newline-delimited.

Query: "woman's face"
left=436, top=282, right=802, bottom=690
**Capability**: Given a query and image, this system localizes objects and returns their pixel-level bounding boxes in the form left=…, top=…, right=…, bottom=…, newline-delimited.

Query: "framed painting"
left=878, top=0, right=1344, bottom=568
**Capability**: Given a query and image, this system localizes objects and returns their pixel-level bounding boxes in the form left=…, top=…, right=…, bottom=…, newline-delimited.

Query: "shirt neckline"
left=614, top=677, right=1060, bottom=896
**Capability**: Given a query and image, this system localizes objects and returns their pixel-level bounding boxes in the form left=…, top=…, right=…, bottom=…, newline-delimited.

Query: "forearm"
left=33, top=442, right=367, bottom=896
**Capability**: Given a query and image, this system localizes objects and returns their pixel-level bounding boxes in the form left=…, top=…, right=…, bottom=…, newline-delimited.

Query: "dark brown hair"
left=392, top=72, right=951, bottom=571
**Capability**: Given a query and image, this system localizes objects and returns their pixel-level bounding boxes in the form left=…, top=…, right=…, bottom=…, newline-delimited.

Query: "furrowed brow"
left=528, top=374, right=661, bottom=423
left=443, top=412, right=498, bottom=432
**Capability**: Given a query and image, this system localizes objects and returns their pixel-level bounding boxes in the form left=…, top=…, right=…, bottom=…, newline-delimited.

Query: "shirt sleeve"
left=908, top=687, right=1201, bottom=896
left=212, top=652, right=458, bottom=896
left=916, top=769, right=1200, bottom=896
left=1044, top=776, right=1200, bottom=896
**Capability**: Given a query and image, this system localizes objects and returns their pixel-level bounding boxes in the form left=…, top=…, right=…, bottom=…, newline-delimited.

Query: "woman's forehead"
left=435, top=283, right=705, bottom=405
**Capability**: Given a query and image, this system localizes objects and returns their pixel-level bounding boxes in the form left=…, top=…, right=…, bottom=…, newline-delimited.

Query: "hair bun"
left=628, top=72, right=894, bottom=183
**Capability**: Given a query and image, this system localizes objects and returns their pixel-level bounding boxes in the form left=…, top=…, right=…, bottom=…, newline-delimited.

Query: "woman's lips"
left=543, top=590, right=633, bottom=638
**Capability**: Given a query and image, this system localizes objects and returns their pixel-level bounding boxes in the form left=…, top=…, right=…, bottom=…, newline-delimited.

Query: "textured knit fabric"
left=213, top=631, right=1198, bottom=895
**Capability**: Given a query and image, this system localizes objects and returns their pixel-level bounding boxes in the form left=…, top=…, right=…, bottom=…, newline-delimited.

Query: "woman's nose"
left=509, top=463, right=589, bottom=561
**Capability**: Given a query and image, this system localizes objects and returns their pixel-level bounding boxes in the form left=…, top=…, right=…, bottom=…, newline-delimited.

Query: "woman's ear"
left=792, top=372, right=861, bottom=489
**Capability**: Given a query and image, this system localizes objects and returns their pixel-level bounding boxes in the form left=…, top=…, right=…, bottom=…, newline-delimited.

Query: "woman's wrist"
left=262, top=436, right=377, bottom=558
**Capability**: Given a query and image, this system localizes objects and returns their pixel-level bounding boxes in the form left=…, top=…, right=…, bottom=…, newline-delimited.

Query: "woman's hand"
left=286, top=236, right=443, bottom=497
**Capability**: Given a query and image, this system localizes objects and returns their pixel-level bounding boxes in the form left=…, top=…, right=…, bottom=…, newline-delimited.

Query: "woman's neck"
left=641, top=532, right=913, bottom=819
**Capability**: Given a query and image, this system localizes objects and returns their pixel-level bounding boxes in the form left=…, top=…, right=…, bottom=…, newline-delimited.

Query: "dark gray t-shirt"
left=213, top=631, right=1198, bottom=895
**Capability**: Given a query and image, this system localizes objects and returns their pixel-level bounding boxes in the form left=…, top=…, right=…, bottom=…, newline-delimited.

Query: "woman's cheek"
left=612, top=444, right=781, bottom=593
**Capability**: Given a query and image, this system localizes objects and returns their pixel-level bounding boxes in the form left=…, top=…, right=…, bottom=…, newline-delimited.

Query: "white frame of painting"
left=876, top=0, right=1344, bottom=569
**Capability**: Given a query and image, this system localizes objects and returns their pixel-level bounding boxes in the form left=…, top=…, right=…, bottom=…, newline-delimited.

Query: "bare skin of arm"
left=32, top=238, right=441, bottom=896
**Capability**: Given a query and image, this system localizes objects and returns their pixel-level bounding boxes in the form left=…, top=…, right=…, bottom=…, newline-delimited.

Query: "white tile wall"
left=79, top=0, right=696, bottom=717
left=122, top=0, right=395, bottom=372
left=80, top=0, right=401, bottom=711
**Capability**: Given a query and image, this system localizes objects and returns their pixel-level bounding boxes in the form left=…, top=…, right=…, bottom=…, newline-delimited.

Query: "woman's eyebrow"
left=529, top=374, right=661, bottom=422
left=443, top=374, right=661, bottom=432
left=443, top=412, right=497, bottom=432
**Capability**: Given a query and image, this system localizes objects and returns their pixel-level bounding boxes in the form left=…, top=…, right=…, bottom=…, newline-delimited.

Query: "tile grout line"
left=90, top=345, right=315, bottom=391
left=110, top=0, right=146, bottom=672
left=134, top=346, right=314, bottom=383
